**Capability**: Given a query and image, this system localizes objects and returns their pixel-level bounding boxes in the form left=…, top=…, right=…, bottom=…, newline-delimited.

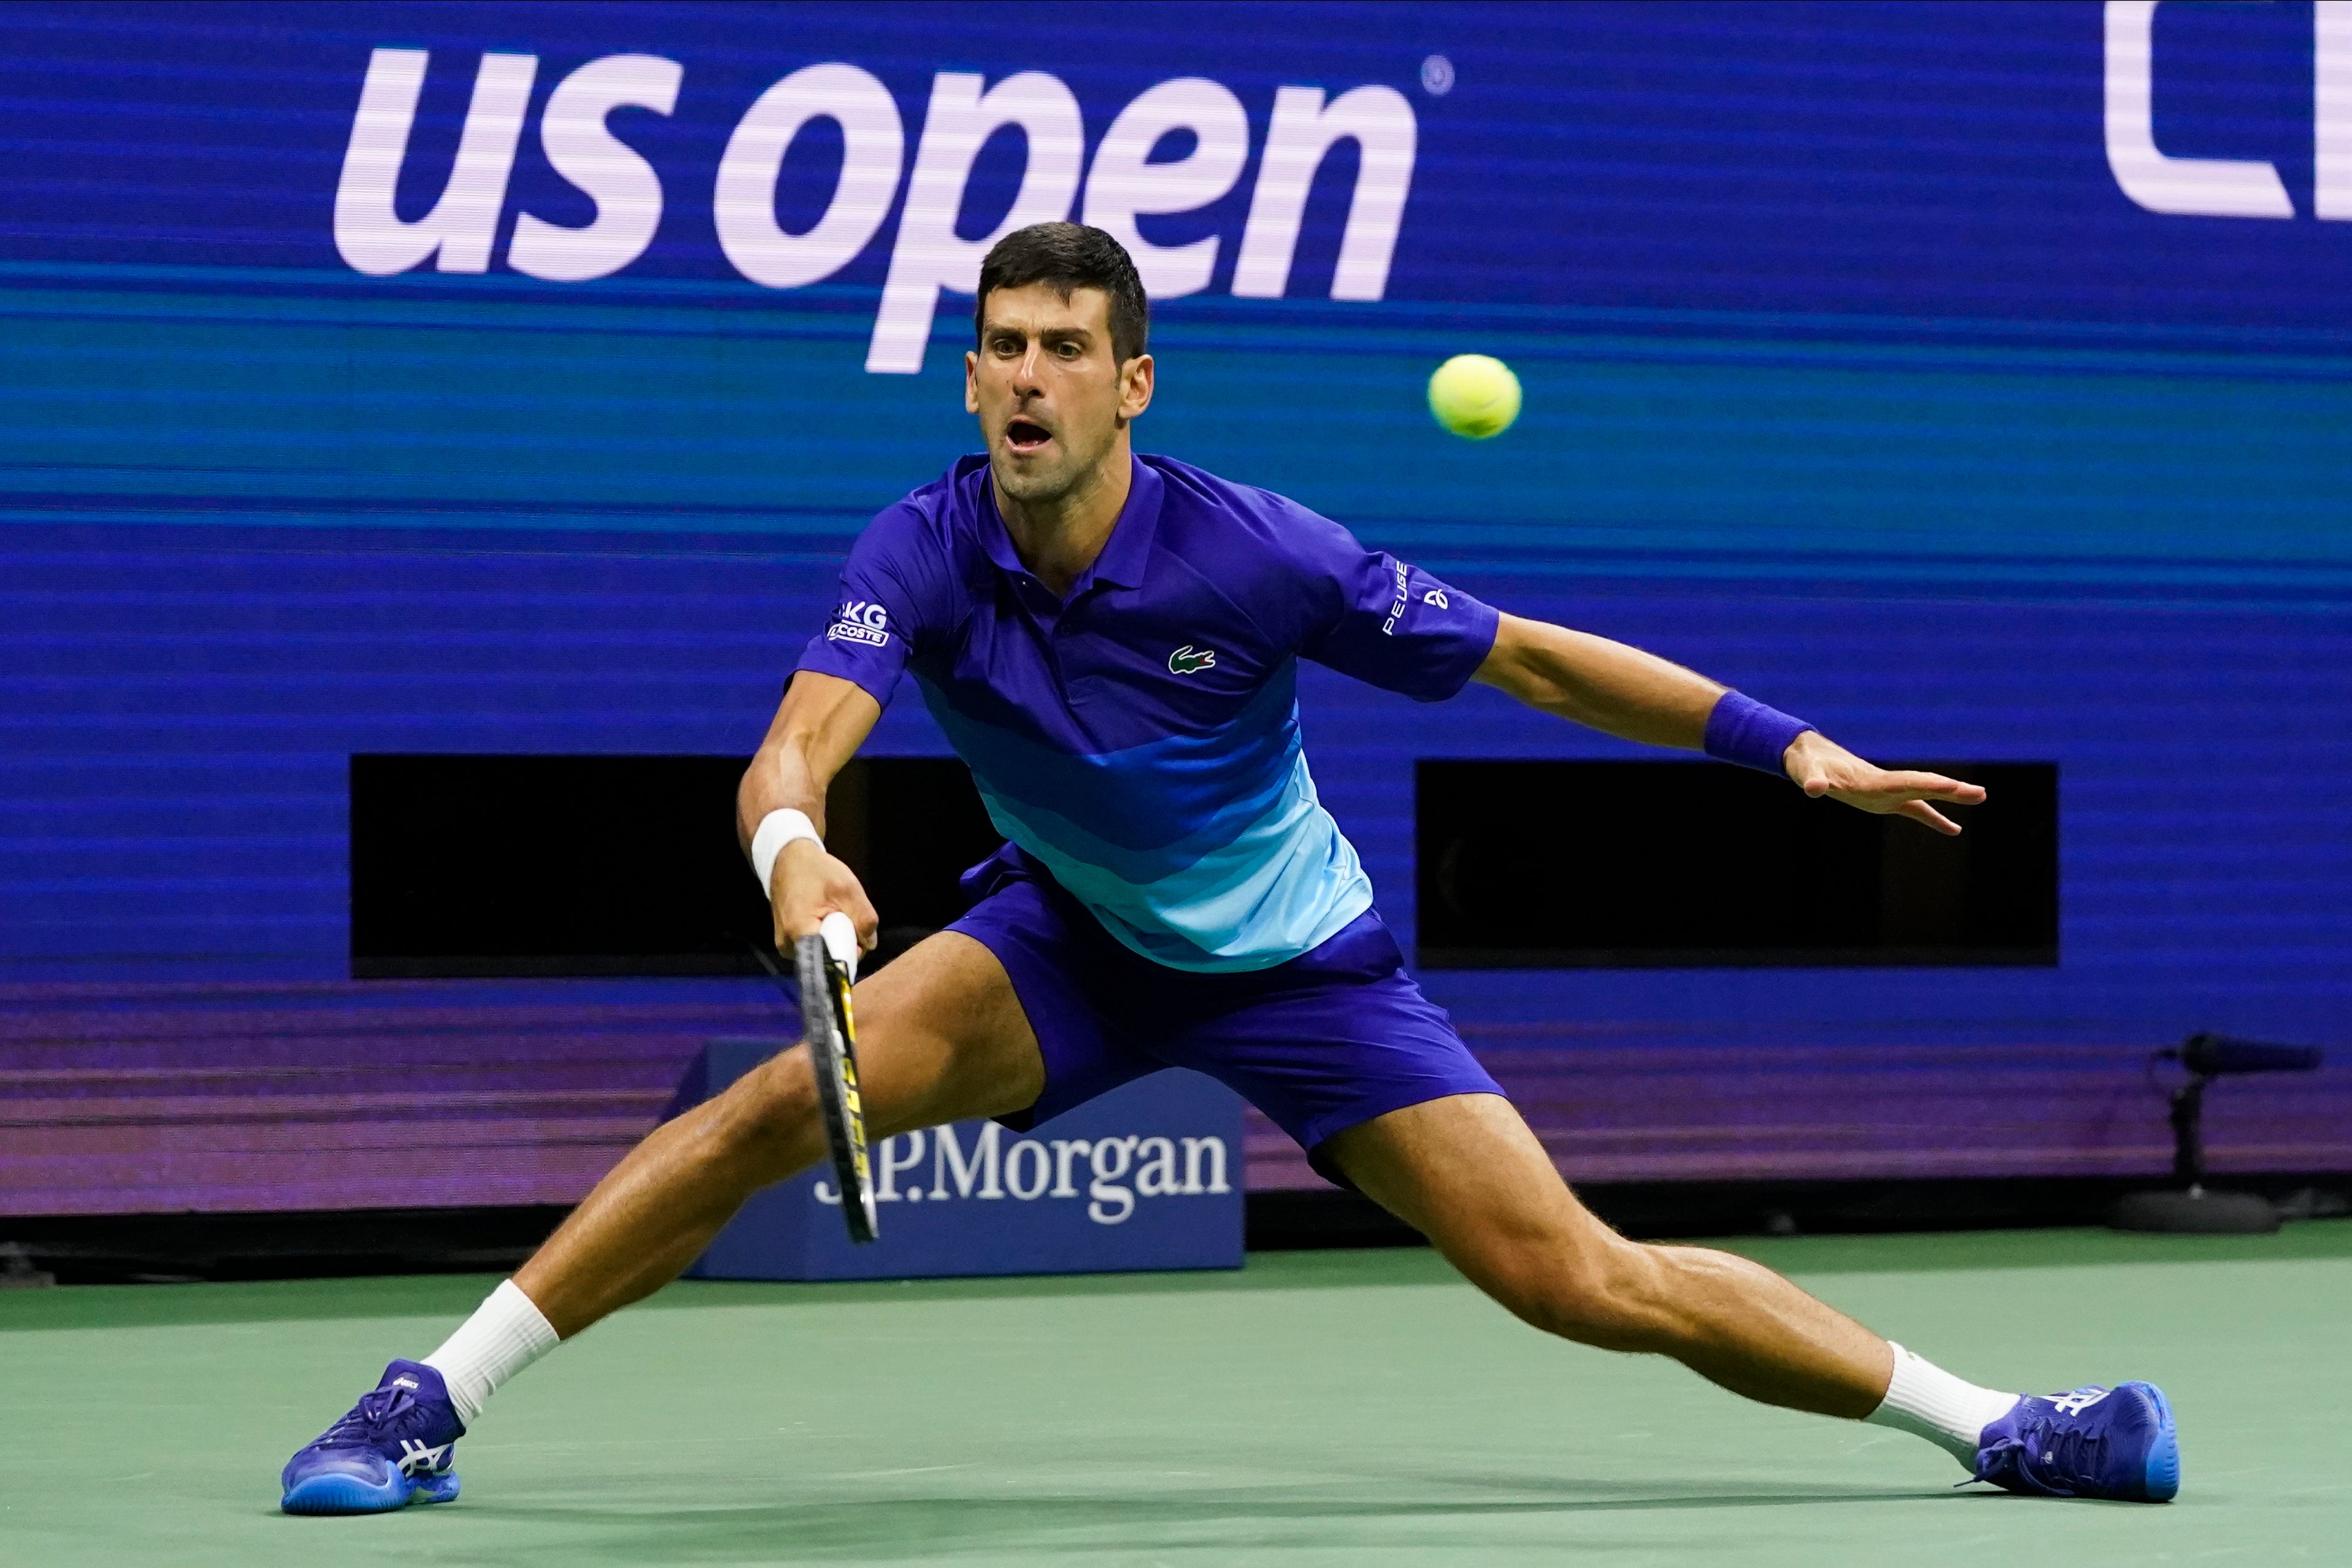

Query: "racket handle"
left=818, top=910, right=859, bottom=980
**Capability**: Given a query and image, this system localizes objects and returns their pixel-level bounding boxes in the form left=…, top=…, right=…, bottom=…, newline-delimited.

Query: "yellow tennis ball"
left=1427, top=353, right=1522, bottom=440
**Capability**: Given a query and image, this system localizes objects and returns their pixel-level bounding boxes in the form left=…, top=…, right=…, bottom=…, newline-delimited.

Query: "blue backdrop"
left=3, top=2, right=2346, bottom=1210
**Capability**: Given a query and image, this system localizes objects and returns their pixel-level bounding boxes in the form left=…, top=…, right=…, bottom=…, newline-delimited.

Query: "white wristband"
left=750, top=808, right=820, bottom=897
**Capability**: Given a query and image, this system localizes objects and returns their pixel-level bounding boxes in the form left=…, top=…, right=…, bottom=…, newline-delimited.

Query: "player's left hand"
left=1783, top=731, right=1986, bottom=835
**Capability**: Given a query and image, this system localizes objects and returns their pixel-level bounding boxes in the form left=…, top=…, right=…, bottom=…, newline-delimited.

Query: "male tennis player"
left=280, top=223, right=2177, bottom=1513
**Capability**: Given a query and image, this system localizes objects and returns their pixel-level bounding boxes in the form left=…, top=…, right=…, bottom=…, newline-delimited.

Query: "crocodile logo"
left=1167, top=644, right=1217, bottom=675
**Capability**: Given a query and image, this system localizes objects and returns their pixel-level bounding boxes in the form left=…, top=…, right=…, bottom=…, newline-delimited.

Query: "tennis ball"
left=1427, top=353, right=1522, bottom=440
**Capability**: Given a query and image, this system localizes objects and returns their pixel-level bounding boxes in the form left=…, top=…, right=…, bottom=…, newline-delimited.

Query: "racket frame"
left=751, top=936, right=878, bottom=1244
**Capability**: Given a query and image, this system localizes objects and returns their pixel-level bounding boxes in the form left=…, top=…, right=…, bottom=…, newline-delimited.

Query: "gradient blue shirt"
left=796, top=454, right=1500, bottom=972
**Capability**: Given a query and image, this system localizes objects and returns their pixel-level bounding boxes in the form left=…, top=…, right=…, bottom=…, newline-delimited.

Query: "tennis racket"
left=751, top=910, right=877, bottom=1244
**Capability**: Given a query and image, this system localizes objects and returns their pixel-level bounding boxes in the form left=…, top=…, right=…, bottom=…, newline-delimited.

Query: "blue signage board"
left=672, top=1038, right=1246, bottom=1282
left=2, top=2, right=2346, bottom=1208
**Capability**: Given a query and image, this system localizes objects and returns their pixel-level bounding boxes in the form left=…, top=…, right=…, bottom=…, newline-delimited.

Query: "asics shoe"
left=1973, top=1381, right=2179, bottom=1502
left=280, top=1359, right=466, bottom=1515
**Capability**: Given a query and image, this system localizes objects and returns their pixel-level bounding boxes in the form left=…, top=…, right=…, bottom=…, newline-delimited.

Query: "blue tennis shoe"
left=1973, top=1381, right=2179, bottom=1502
left=280, top=1359, right=466, bottom=1515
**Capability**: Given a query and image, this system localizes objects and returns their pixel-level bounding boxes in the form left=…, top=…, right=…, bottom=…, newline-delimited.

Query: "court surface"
left=6, top=1224, right=2345, bottom=1566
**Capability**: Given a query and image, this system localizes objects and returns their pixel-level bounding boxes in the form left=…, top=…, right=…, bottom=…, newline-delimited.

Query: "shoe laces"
left=315, top=1383, right=415, bottom=1450
left=1997, top=1403, right=2109, bottom=1489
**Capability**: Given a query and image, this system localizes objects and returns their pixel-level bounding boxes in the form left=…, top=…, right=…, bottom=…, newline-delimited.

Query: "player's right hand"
left=769, top=837, right=879, bottom=954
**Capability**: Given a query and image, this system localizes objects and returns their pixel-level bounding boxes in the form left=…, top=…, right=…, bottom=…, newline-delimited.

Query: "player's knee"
left=705, top=1047, right=820, bottom=1174
left=1503, top=1240, right=1679, bottom=1354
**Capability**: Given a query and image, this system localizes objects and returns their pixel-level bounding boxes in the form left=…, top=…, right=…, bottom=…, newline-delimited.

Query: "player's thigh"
left=833, top=927, right=1046, bottom=1135
left=1322, top=1093, right=1635, bottom=1322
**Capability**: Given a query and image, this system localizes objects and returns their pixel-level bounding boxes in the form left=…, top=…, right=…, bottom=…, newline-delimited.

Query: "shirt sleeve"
left=1281, top=502, right=1500, bottom=701
left=791, top=500, right=957, bottom=709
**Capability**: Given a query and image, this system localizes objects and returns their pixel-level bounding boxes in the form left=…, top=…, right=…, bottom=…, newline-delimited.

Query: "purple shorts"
left=945, top=845, right=1504, bottom=1183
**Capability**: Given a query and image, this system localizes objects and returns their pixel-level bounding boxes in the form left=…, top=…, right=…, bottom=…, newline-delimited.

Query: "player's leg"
left=279, top=930, right=1043, bottom=1515
left=1324, top=1092, right=1893, bottom=1413
left=1323, top=1092, right=2178, bottom=1501
left=514, top=929, right=1043, bottom=1337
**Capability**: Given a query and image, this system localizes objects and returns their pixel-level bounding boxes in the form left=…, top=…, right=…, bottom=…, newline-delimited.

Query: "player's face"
left=965, top=285, right=1153, bottom=505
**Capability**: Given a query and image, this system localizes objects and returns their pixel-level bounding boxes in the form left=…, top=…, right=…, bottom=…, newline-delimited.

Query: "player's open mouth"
left=1004, top=419, right=1052, bottom=453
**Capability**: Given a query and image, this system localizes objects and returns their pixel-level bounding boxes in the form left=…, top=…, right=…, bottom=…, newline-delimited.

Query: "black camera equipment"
left=2109, top=1032, right=2324, bottom=1235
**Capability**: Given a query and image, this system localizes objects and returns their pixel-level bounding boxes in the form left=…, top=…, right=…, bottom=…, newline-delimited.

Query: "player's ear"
left=963, top=349, right=981, bottom=415
left=1117, top=353, right=1154, bottom=421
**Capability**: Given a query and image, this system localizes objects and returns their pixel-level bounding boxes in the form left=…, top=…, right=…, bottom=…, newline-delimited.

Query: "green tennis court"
left=8, top=1225, right=2345, bottom=1566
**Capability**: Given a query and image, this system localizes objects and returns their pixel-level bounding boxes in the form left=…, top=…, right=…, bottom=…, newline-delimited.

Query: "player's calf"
left=514, top=932, right=1036, bottom=1336
left=272, top=931, right=1048, bottom=1511
left=1468, top=1230, right=1684, bottom=1357
left=511, top=1043, right=833, bottom=1334
left=1328, top=1094, right=2180, bottom=1499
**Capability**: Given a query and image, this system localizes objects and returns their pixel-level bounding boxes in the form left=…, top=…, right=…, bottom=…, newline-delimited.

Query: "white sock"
left=422, top=1278, right=561, bottom=1424
left=1864, top=1342, right=2021, bottom=1467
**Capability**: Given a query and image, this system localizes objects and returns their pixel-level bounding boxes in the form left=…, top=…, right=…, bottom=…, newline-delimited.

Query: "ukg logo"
left=333, top=50, right=1419, bottom=373
left=825, top=601, right=889, bottom=647
left=814, top=1121, right=1233, bottom=1226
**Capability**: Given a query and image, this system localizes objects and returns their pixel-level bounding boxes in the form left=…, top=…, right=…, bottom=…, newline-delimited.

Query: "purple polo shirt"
left=796, top=453, right=1499, bottom=971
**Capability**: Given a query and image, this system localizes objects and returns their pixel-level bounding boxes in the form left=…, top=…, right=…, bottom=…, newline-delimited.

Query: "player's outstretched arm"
left=737, top=671, right=885, bottom=948
left=1471, top=611, right=1984, bottom=834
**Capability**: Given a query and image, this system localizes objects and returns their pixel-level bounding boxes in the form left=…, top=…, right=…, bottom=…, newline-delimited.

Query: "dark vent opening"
left=1416, top=760, right=2056, bottom=967
left=351, top=754, right=1000, bottom=978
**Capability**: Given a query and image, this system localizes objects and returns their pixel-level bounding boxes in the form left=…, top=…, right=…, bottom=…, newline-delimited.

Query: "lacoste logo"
left=1168, top=645, right=1216, bottom=675
left=826, top=600, right=890, bottom=648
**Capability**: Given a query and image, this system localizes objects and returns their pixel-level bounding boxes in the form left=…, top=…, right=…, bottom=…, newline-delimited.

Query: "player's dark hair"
left=974, top=223, right=1150, bottom=366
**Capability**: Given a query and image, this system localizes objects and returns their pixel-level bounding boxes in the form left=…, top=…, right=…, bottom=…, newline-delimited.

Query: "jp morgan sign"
left=333, top=50, right=1417, bottom=374
left=815, top=1119, right=1235, bottom=1227
left=672, top=1039, right=1244, bottom=1281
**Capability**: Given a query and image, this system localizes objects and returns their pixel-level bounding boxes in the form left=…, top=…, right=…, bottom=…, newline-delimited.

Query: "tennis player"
left=280, top=223, right=2177, bottom=1513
